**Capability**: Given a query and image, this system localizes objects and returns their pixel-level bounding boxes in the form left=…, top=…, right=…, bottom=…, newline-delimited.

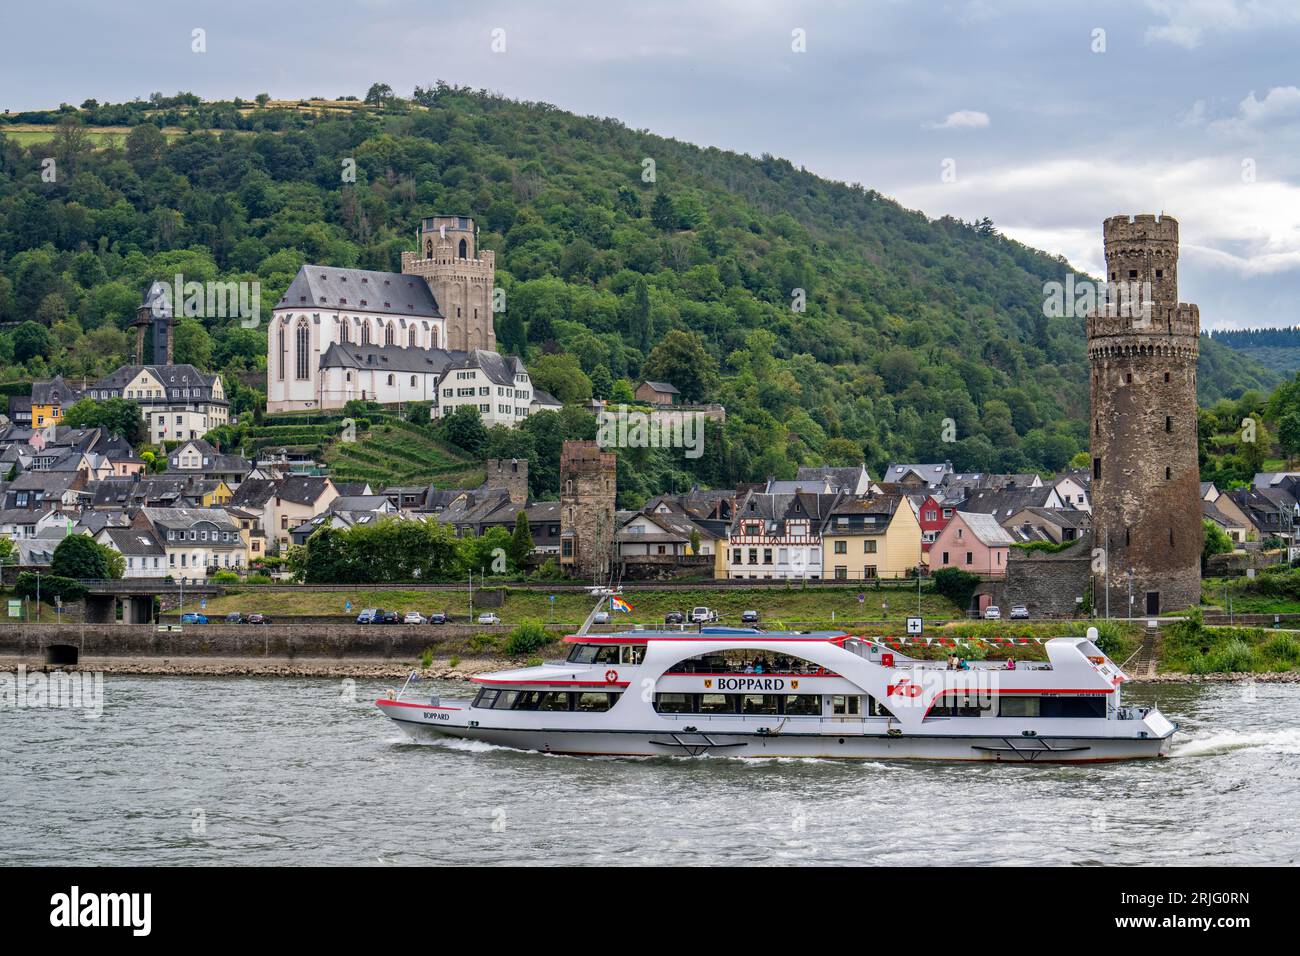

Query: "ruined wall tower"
left=1087, top=214, right=1201, bottom=615
left=559, top=440, right=617, bottom=582
left=400, top=215, right=496, bottom=352
left=485, top=458, right=529, bottom=506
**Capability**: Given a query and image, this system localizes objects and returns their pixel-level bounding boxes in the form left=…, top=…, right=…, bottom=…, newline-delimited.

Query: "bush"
left=244, top=573, right=273, bottom=585
left=468, top=633, right=500, bottom=653
left=211, top=571, right=239, bottom=583
left=931, top=567, right=980, bottom=611
left=504, top=619, right=551, bottom=656
left=14, top=572, right=85, bottom=604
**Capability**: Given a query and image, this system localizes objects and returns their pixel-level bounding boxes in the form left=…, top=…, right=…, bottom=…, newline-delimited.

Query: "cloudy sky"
left=5, top=0, right=1300, bottom=330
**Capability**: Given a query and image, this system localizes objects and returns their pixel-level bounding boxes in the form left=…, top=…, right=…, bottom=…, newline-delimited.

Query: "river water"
left=2, top=676, right=1297, bottom=865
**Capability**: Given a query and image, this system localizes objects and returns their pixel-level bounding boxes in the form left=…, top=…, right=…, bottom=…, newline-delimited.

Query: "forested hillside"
left=0, top=86, right=1279, bottom=502
left=1206, top=327, right=1300, bottom=377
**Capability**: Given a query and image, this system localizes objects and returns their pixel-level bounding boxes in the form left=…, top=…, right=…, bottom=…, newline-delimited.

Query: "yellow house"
left=201, top=480, right=234, bottom=508
left=31, top=377, right=78, bottom=429
left=821, top=495, right=922, bottom=581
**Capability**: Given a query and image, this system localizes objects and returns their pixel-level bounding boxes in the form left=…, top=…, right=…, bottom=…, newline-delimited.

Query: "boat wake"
left=1172, top=728, right=1300, bottom=758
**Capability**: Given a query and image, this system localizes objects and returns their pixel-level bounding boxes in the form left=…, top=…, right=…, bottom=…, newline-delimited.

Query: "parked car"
left=592, top=611, right=610, bottom=624
left=246, top=613, right=270, bottom=625
left=741, top=609, right=760, bottom=624
left=403, top=611, right=426, bottom=625
left=381, top=611, right=401, bottom=624
left=426, top=611, right=448, bottom=625
left=664, top=610, right=685, bottom=625
left=1009, top=605, right=1030, bottom=620
left=477, top=612, right=501, bottom=625
left=355, top=608, right=383, bottom=624
left=690, top=606, right=718, bottom=624
left=983, top=605, right=1002, bottom=620
left=180, top=612, right=208, bottom=624
left=224, top=612, right=244, bottom=625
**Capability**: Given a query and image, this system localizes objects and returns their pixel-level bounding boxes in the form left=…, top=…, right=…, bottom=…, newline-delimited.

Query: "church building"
left=266, top=214, right=535, bottom=425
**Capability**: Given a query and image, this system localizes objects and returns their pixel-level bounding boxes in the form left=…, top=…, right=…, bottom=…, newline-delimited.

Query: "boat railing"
left=1116, top=706, right=1151, bottom=721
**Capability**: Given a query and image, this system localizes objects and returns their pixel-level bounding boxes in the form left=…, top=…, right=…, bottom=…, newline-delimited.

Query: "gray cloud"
left=3, top=0, right=1299, bottom=329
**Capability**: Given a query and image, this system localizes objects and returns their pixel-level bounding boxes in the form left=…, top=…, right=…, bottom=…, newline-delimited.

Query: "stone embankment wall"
left=0, top=623, right=499, bottom=659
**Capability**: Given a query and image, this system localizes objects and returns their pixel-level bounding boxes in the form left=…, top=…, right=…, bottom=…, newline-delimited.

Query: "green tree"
left=61, top=397, right=144, bottom=443
left=641, top=329, right=717, bottom=402
left=627, top=277, right=651, bottom=352
left=650, top=193, right=677, bottom=230
left=364, top=83, right=394, bottom=105
left=509, top=510, right=534, bottom=568
left=528, top=353, right=593, bottom=404
left=50, top=535, right=118, bottom=580
left=1202, top=519, right=1234, bottom=566
left=13, top=321, right=53, bottom=363
left=1278, top=411, right=1300, bottom=466
left=442, top=405, right=487, bottom=454
left=173, top=318, right=214, bottom=368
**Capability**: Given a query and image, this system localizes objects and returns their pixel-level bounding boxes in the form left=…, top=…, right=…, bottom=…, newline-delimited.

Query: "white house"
left=85, top=364, right=228, bottom=444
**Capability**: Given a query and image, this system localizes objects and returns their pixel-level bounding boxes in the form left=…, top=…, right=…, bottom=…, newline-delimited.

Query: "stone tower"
left=134, top=281, right=174, bottom=365
left=400, top=215, right=496, bottom=352
left=559, top=440, right=617, bottom=582
left=485, top=458, right=529, bottom=506
left=1087, top=214, right=1201, bottom=615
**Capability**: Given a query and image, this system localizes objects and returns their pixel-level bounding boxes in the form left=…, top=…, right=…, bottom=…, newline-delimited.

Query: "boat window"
left=619, top=645, right=645, bottom=665
left=665, top=648, right=832, bottom=677
left=511, top=691, right=545, bottom=710
left=472, top=688, right=499, bottom=709
left=653, top=693, right=821, bottom=715
left=655, top=693, right=694, bottom=714
left=998, top=696, right=1038, bottom=718
left=539, top=692, right=572, bottom=711
left=492, top=691, right=519, bottom=710
left=593, top=646, right=621, bottom=664
left=928, top=693, right=992, bottom=718
left=831, top=695, right=861, bottom=716
left=698, top=693, right=736, bottom=714
left=994, top=696, right=1108, bottom=718
left=782, top=694, right=821, bottom=716
left=575, top=692, right=621, bottom=712
left=868, top=696, right=896, bottom=719
left=566, top=644, right=601, bottom=664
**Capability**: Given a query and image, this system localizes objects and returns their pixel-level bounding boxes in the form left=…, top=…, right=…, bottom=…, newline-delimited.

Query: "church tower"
left=401, top=215, right=496, bottom=352
left=1087, top=214, right=1201, bottom=615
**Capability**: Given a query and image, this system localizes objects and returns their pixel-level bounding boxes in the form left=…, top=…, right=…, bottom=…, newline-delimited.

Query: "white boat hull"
left=378, top=630, right=1178, bottom=764
left=383, top=711, right=1172, bottom=763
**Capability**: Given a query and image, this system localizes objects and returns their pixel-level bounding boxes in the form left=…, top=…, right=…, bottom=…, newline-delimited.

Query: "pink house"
left=930, top=511, right=1013, bottom=577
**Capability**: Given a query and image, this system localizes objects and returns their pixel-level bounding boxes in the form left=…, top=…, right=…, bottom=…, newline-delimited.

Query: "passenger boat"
left=376, top=626, right=1176, bottom=762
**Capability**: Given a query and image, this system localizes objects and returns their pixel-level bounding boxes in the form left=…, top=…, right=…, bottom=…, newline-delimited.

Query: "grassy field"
left=323, top=418, right=483, bottom=488
left=1161, top=613, right=1300, bottom=673
left=1, top=124, right=188, bottom=146
left=200, top=583, right=966, bottom=628
left=1203, top=573, right=1300, bottom=615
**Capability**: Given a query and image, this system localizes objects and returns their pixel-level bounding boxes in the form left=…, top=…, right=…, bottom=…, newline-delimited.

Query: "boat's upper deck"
left=562, top=627, right=849, bottom=645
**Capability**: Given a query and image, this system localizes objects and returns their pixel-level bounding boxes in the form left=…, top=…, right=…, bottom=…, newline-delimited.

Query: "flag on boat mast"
left=609, top=595, right=633, bottom=613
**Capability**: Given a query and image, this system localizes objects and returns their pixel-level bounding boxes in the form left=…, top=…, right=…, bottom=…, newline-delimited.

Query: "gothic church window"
left=459, top=238, right=468, bottom=258
left=384, top=323, right=395, bottom=346
left=409, top=326, right=417, bottom=347
left=295, top=320, right=310, bottom=380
